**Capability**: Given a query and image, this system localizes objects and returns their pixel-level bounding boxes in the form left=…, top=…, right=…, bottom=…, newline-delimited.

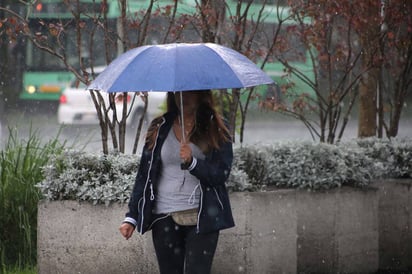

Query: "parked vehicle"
left=57, top=71, right=166, bottom=126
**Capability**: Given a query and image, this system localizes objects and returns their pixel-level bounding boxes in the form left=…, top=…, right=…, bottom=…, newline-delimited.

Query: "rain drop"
left=173, top=247, right=181, bottom=255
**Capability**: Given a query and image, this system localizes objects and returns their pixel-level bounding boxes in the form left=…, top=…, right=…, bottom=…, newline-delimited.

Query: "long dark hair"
left=145, top=91, right=231, bottom=152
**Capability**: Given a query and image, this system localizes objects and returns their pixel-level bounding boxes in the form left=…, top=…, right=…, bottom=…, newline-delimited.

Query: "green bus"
left=18, top=0, right=118, bottom=103
left=222, top=1, right=315, bottom=107
left=16, top=0, right=196, bottom=104
left=14, top=0, right=313, bottom=106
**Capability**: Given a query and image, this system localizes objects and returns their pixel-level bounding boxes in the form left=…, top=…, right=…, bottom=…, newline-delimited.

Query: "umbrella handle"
left=179, top=92, right=188, bottom=170
left=179, top=92, right=185, bottom=144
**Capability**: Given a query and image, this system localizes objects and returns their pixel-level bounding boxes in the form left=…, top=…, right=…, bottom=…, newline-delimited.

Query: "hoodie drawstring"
left=188, top=184, right=200, bottom=205
left=150, top=184, right=155, bottom=201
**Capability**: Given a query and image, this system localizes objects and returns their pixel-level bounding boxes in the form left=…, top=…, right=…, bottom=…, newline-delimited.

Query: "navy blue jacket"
left=125, top=111, right=235, bottom=234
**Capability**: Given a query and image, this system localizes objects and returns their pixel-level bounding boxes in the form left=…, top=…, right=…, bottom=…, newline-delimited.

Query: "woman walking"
left=119, top=91, right=235, bottom=274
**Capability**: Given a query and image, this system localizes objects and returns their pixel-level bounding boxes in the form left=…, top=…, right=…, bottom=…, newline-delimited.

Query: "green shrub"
left=38, top=149, right=254, bottom=200
left=355, top=137, right=412, bottom=178
left=233, top=146, right=268, bottom=188
left=38, top=151, right=139, bottom=205
left=257, top=141, right=375, bottom=189
left=238, top=138, right=411, bottom=190
left=0, top=128, right=66, bottom=270
left=36, top=138, right=412, bottom=203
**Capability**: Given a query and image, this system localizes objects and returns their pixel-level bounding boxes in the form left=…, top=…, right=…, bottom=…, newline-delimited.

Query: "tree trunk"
left=357, top=1, right=380, bottom=138
left=387, top=42, right=412, bottom=137
left=358, top=66, right=378, bottom=137
left=200, top=0, right=225, bottom=43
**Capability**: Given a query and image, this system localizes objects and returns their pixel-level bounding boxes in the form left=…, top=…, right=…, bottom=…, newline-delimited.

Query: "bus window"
left=25, top=20, right=114, bottom=71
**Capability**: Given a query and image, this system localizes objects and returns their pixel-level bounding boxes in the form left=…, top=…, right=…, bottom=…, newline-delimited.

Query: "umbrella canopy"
left=87, top=42, right=273, bottom=92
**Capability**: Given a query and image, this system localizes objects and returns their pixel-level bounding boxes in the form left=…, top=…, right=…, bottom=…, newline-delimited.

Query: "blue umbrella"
left=87, top=42, right=273, bottom=142
left=87, top=42, right=273, bottom=92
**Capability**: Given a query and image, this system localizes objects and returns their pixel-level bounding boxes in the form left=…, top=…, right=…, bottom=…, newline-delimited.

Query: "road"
left=1, top=107, right=411, bottom=153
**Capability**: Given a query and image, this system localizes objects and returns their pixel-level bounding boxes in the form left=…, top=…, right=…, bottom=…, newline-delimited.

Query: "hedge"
left=36, top=138, right=412, bottom=204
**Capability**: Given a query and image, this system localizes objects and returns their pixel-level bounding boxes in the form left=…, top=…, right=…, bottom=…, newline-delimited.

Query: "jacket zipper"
left=139, top=117, right=166, bottom=234
left=213, top=188, right=224, bottom=210
left=196, top=186, right=204, bottom=233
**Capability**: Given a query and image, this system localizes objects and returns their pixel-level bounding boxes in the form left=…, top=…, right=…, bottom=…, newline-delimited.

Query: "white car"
left=57, top=70, right=166, bottom=126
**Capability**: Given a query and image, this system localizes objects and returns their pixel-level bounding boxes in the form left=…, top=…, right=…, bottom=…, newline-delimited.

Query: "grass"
left=0, top=126, right=66, bottom=272
left=2, top=265, right=36, bottom=274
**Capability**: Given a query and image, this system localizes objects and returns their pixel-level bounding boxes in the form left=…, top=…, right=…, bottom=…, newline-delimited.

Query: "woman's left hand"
left=180, top=143, right=193, bottom=164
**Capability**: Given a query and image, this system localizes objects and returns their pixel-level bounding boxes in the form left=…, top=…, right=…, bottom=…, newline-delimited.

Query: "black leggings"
left=151, top=215, right=219, bottom=274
